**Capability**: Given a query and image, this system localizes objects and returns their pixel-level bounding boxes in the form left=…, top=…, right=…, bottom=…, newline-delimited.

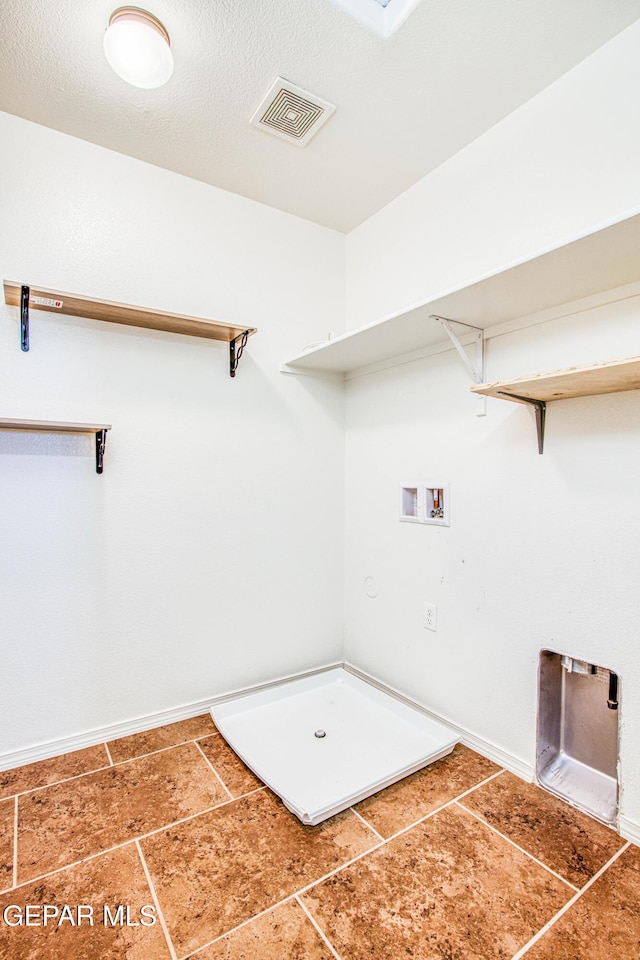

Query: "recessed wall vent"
left=250, top=77, right=335, bottom=147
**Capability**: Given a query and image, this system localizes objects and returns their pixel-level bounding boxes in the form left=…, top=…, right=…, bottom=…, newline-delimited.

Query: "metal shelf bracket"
left=21, top=285, right=29, bottom=352
left=430, top=315, right=486, bottom=416
left=230, top=330, right=250, bottom=378
left=498, top=391, right=546, bottom=454
left=95, top=429, right=107, bottom=474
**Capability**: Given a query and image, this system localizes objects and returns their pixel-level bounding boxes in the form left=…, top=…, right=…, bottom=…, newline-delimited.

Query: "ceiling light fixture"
left=103, top=7, right=173, bottom=89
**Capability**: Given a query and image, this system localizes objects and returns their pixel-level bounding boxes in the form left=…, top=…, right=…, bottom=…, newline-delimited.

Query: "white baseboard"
left=343, top=661, right=536, bottom=783
left=0, top=661, right=342, bottom=772
left=618, top=815, right=640, bottom=847
left=6, top=658, right=635, bottom=847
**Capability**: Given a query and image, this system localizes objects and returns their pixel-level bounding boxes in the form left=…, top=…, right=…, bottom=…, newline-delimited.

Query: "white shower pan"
left=211, top=667, right=458, bottom=825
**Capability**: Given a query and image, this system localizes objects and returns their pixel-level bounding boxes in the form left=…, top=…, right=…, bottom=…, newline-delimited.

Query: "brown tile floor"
left=0, top=714, right=636, bottom=959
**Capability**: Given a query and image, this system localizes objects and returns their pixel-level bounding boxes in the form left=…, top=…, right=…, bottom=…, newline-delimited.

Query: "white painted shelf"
left=282, top=212, right=640, bottom=377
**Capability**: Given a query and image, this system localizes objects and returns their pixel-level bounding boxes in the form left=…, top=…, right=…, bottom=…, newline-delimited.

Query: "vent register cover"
left=250, top=77, right=335, bottom=147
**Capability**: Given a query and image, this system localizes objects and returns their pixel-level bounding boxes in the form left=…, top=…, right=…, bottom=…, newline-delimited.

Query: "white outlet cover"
left=424, top=602, right=437, bottom=631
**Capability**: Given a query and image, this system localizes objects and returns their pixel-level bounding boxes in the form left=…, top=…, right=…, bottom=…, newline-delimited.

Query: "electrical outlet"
left=423, top=602, right=437, bottom=632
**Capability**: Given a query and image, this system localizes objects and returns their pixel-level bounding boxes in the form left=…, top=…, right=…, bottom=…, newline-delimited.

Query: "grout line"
left=349, top=806, right=384, bottom=842
left=8, top=785, right=268, bottom=895
left=178, top=899, right=295, bottom=959
left=3, top=762, right=505, bottom=900
left=291, top=772, right=512, bottom=902
left=193, top=741, right=233, bottom=800
left=2, top=762, right=114, bottom=802
left=105, top=734, right=221, bottom=769
left=455, top=801, right=579, bottom=892
left=12, top=795, right=18, bottom=889
left=288, top=842, right=386, bottom=899
left=453, top=768, right=505, bottom=801
left=103, top=742, right=114, bottom=766
left=233, top=785, right=267, bottom=801
left=362, top=767, right=506, bottom=850
left=510, top=841, right=631, bottom=960
left=135, top=839, right=178, bottom=960
left=183, top=770, right=623, bottom=960
left=178, top=834, right=388, bottom=959
left=9, top=739, right=213, bottom=801
left=296, top=894, right=345, bottom=960
left=95, top=740, right=205, bottom=771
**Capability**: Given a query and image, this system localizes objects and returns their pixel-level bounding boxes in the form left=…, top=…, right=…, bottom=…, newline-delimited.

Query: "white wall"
left=343, top=20, right=640, bottom=830
left=346, top=20, right=640, bottom=328
left=344, top=292, right=640, bottom=826
left=0, top=111, right=346, bottom=756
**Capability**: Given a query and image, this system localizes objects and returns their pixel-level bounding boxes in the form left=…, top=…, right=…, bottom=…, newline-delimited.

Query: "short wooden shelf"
left=4, top=281, right=257, bottom=377
left=471, top=355, right=640, bottom=453
left=0, top=418, right=111, bottom=474
left=0, top=418, right=111, bottom=433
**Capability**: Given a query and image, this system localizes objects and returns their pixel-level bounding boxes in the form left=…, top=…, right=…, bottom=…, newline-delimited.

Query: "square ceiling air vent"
left=250, top=77, right=335, bottom=147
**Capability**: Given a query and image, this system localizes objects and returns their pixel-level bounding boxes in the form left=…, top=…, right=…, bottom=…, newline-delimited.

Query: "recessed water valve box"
left=423, top=484, right=449, bottom=526
left=400, top=482, right=450, bottom=524
left=400, top=483, right=420, bottom=522
left=537, top=650, right=619, bottom=825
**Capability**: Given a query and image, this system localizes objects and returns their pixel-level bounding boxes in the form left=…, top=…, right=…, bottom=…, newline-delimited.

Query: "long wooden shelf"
left=470, top=356, right=640, bottom=454
left=0, top=418, right=111, bottom=473
left=4, top=281, right=257, bottom=377
left=282, top=211, right=640, bottom=377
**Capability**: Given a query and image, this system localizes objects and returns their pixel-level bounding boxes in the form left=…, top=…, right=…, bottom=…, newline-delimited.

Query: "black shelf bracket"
left=95, top=429, right=107, bottom=474
left=498, top=391, right=546, bottom=454
left=230, top=330, right=250, bottom=378
left=21, top=284, right=29, bottom=352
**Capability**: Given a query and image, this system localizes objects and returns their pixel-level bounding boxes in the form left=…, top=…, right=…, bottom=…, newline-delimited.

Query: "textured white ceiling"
left=1, top=0, right=639, bottom=232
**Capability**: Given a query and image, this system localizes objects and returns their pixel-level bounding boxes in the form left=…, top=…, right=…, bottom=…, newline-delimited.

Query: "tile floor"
left=0, top=714, right=638, bottom=959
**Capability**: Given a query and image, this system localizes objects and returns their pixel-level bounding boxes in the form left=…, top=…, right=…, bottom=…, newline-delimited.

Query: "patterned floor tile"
left=17, top=742, right=229, bottom=882
left=197, top=735, right=262, bottom=797
left=354, top=744, right=500, bottom=838
left=0, top=844, right=172, bottom=959
left=192, top=899, right=335, bottom=959
left=302, top=803, right=573, bottom=960
left=523, top=844, right=640, bottom=959
left=0, top=745, right=110, bottom=800
left=141, top=788, right=377, bottom=956
left=108, top=714, right=217, bottom=763
left=460, top=771, right=624, bottom=887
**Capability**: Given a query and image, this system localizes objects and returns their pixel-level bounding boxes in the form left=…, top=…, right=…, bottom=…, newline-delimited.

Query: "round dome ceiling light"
left=103, top=7, right=173, bottom=89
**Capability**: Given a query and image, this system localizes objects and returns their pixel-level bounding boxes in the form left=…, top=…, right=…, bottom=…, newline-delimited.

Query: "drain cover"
left=314, top=729, right=326, bottom=738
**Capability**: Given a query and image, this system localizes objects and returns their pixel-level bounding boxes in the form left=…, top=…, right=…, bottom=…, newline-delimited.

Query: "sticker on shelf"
left=32, top=296, right=63, bottom=308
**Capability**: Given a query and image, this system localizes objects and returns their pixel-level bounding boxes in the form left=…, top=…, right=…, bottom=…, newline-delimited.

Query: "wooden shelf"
left=4, top=281, right=257, bottom=376
left=0, top=418, right=111, bottom=433
left=470, top=356, right=640, bottom=454
left=0, top=418, right=111, bottom=473
left=470, top=356, right=640, bottom=404
left=282, top=211, right=640, bottom=377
